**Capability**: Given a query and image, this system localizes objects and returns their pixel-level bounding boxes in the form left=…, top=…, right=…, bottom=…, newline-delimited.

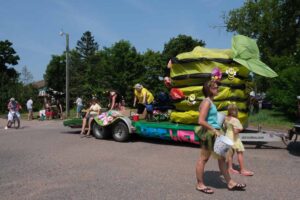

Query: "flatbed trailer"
left=64, top=115, right=298, bottom=147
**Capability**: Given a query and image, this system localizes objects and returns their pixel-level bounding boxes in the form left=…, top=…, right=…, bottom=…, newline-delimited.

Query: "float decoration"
left=226, top=67, right=237, bottom=80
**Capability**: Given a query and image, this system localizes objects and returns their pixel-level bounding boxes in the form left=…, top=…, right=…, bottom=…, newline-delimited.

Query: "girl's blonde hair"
left=227, top=104, right=238, bottom=118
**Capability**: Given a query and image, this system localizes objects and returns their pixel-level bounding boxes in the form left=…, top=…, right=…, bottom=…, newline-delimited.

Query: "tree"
left=20, top=65, right=33, bottom=85
left=162, top=34, right=206, bottom=64
left=0, top=40, right=20, bottom=113
left=68, top=50, right=88, bottom=102
left=224, top=0, right=300, bottom=117
left=0, top=40, right=20, bottom=72
left=104, top=40, right=143, bottom=105
left=224, top=0, right=300, bottom=60
left=44, top=55, right=66, bottom=92
left=76, top=31, right=99, bottom=60
left=139, top=50, right=166, bottom=95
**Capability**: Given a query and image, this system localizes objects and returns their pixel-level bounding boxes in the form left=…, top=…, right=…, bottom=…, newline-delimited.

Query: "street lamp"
left=59, top=31, right=70, bottom=118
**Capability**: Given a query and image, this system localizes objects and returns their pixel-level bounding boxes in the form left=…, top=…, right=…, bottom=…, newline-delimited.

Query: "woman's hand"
left=213, top=129, right=221, bottom=136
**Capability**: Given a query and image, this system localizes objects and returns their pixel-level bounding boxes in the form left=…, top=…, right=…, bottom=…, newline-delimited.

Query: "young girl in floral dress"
left=225, top=104, right=254, bottom=176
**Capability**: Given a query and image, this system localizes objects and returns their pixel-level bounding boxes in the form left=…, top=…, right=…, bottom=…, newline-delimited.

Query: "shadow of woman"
left=287, top=141, right=300, bottom=157
left=203, top=170, right=228, bottom=189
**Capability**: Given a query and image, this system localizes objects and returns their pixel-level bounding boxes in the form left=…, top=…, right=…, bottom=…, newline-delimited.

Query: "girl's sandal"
left=241, top=170, right=254, bottom=176
left=228, top=168, right=240, bottom=174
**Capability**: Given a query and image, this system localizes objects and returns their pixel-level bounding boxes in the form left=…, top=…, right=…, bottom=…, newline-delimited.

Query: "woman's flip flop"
left=196, top=187, right=214, bottom=194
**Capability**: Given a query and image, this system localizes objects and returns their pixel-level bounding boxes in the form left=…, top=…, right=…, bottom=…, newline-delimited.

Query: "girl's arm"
left=232, top=118, right=243, bottom=135
left=233, top=128, right=243, bottom=135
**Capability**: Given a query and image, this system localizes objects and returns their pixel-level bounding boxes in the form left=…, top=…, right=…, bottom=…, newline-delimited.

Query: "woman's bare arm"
left=198, top=99, right=220, bottom=136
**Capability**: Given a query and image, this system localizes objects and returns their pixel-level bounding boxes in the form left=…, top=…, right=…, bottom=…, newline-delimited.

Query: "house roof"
left=32, top=80, right=46, bottom=89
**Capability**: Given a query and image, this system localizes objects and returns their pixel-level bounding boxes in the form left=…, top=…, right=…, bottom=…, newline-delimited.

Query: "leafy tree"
left=162, top=34, right=206, bottom=64
left=104, top=40, right=143, bottom=105
left=44, top=54, right=66, bottom=92
left=0, top=40, right=20, bottom=71
left=68, top=50, right=88, bottom=104
left=139, top=49, right=166, bottom=95
left=67, top=31, right=100, bottom=105
left=224, top=0, right=300, bottom=59
left=267, top=56, right=300, bottom=117
left=224, top=0, right=300, bottom=117
left=0, top=40, right=20, bottom=113
left=76, top=31, right=99, bottom=60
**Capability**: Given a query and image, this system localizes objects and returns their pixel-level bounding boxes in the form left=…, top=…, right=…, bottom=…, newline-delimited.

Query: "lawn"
left=248, top=109, right=294, bottom=130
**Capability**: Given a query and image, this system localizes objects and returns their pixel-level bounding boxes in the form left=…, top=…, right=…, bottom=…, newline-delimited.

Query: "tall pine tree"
left=76, top=31, right=99, bottom=60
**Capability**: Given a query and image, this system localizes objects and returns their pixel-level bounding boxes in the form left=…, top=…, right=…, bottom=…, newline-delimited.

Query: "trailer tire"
left=112, top=121, right=130, bottom=142
left=93, top=123, right=110, bottom=139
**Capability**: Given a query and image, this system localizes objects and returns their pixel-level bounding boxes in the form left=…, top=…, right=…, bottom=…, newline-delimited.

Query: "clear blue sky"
left=0, top=0, right=244, bottom=81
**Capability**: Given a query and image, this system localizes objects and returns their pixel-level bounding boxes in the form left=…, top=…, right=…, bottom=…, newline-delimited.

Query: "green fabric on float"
left=171, top=62, right=250, bottom=79
left=176, top=86, right=248, bottom=101
left=173, top=100, right=248, bottom=112
left=170, top=110, right=248, bottom=127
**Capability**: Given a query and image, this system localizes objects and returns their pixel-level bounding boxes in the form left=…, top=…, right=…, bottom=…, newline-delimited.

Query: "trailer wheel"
left=112, top=121, right=130, bottom=142
left=93, top=123, right=110, bottom=139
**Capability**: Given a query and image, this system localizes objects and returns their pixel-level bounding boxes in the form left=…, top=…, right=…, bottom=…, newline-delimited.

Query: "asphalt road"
left=0, top=119, right=299, bottom=200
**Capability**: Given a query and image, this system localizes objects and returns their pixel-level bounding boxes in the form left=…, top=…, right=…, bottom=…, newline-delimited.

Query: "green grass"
left=18, top=108, right=78, bottom=120
left=248, top=109, right=293, bottom=130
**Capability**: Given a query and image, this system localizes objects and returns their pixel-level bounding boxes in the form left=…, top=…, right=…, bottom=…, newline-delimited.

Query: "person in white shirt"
left=80, top=97, right=101, bottom=137
left=75, top=97, right=83, bottom=118
left=26, top=97, right=33, bottom=120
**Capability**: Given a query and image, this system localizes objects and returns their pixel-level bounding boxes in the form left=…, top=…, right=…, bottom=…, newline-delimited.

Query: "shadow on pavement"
left=203, top=171, right=227, bottom=189
left=60, top=130, right=81, bottom=135
left=130, top=134, right=199, bottom=148
left=287, top=142, right=300, bottom=156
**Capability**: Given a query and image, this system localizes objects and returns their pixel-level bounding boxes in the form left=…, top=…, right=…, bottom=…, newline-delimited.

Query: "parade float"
left=64, top=35, right=297, bottom=146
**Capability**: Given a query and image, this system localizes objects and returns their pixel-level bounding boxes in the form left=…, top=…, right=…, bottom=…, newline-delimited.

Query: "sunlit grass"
left=17, top=108, right=78, bottom=120
left=248, top=109, right=293, bottom=130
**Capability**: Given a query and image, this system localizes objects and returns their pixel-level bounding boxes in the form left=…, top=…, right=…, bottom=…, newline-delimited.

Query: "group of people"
left=195, top=80, right=253, bottom=194
left=4, top=95, right=65, bottom=128
left=6, top=76, right=253, bottom=194
left=79, top=86, right=154, bottom=137
left=38, top=98, right=63, bottom=120
left=70, top=80, right=254, bottom=194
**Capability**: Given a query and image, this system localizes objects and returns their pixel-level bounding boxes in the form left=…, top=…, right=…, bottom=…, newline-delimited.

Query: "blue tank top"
left=205, top=98, right=220, bottom=129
